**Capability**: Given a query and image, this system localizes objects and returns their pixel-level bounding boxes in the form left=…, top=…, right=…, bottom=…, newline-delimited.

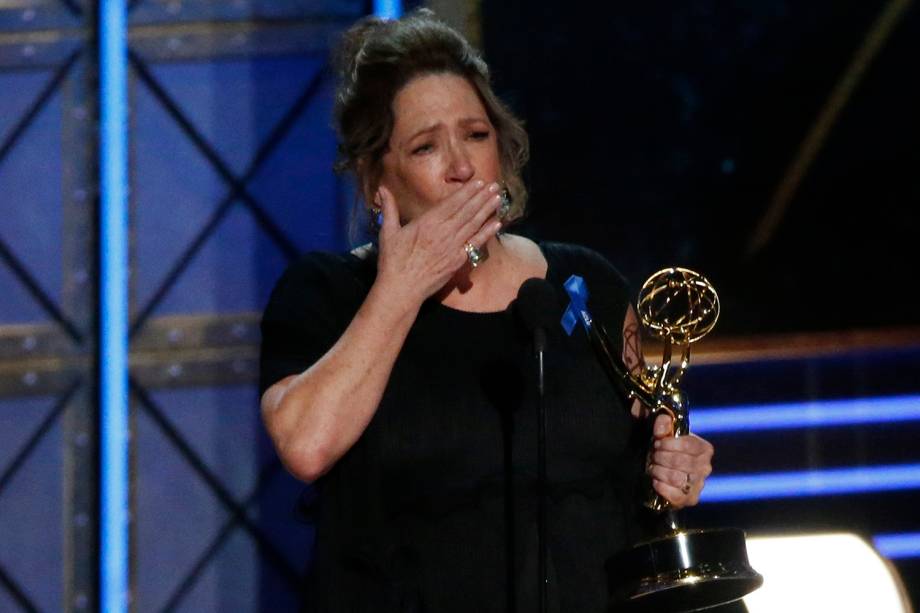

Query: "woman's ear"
left=356, top=157, right=383, bottom=210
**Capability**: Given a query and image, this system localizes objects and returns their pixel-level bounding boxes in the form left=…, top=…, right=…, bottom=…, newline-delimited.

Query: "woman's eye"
left=470, top=131, right=490, bottom=140
left=412, top=143, right=433, bottom=155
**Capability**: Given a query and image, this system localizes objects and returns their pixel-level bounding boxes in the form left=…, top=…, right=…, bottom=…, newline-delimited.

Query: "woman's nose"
left=446, top=144, right=475, bottom=183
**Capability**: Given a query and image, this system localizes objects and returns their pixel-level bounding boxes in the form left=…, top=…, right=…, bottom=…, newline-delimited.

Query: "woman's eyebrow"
left=404, top=123, right=441, bottom=145
left=458, top=116, right=489, bottom=126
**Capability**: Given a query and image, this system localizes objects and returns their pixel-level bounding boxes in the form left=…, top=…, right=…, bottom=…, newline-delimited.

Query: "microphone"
left=514, top=277, right=558, bottom=613
left=516, top=278, right=558, bottom=356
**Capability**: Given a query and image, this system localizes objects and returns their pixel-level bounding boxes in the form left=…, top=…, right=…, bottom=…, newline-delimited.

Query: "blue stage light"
left=874, top=532, right=920, bottom=559
left=702, top=463, right=920, bottom=502
left=374, top=0, right=402, bottom=19
left=100, top=1, right=129, bottom=611
left=692, top=395, right=920, bottom=434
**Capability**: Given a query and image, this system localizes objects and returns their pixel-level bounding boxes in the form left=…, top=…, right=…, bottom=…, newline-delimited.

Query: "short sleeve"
left=259, top=252, right=372, bottom=396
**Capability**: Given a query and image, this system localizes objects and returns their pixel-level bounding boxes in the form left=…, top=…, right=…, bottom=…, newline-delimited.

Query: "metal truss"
left=0, top=0, right=93, bottom=609
left=0, top=0, right=362, bottom=610
left=125, top=48, right=317, bottom=337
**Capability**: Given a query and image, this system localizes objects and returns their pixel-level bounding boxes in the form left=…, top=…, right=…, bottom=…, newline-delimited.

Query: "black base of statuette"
left=607, top=528, right=763, bottom=613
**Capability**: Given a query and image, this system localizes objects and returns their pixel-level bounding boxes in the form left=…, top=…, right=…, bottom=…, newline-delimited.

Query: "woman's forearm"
left=261, top=277, right=420, bottom=482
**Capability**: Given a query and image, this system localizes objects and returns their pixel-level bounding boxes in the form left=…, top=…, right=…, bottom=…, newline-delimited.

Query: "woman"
left=260, top=10, right=714, bottom=612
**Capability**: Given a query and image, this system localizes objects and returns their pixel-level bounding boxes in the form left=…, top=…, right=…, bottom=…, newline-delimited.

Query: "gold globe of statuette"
left=637, top=267, right=720, bottom=346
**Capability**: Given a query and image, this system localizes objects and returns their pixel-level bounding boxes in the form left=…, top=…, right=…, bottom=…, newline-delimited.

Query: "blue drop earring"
left=370, top=206, right=383, bottom=230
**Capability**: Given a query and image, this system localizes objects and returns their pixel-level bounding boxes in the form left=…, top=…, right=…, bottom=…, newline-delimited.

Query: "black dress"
left=260, top=241, right=650, bottom=613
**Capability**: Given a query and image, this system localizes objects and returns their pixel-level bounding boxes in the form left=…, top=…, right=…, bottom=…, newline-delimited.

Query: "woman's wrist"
left=366, top=272, right=424, bottom=328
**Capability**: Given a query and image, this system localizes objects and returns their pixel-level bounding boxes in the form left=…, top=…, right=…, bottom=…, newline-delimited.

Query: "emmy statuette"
left=564, top=268, right=763, bottom=612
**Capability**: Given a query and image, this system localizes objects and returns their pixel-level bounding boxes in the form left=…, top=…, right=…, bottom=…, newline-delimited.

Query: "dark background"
left=482, top=0, right=919, bottom=335
left=480, top=1, right=920, bottom=607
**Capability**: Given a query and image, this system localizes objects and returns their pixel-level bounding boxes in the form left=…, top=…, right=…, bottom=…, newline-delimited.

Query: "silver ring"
left=465, top=242, right=485, bottom=267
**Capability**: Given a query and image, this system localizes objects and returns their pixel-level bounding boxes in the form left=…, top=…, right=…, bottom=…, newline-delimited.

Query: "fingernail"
left=492, top=221, right=503, bottom=232
left=653, top=440, right=661, bottom=449
left=475, top=179, right=485, bottom=189
left=488, top=182, right=500, bottom=193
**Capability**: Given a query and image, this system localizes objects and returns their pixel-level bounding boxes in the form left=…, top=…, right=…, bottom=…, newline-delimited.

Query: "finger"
left=651, top=452, right=712, bottom=485
left=377, top=185, right=400, bottom=239
left=655, top=434, right=713, bottom=457
left=653, top=413, right=673, bottom=439
left=445, top=180, right=498, bottom=227
left=648, top=464, right=690, bottom=490
left=438, top=179, right=489, bottom=223
left=652, top=479, right=696, bottom=508
left=457, top=189, right=504, bottom=240
left=650, top=449, right=695, bottom=472
left=465, top=218, right=503, bottom=252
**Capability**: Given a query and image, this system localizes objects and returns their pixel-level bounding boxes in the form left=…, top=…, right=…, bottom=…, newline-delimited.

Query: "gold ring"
left=465, top=242, right=485, bottom=267
left=681, top=473, right=692, bottom=495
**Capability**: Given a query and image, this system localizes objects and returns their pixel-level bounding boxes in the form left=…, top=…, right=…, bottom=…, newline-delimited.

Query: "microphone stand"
left=534, top=327, right=548, bottom=613
left=515, top=277, right=557, bottom=613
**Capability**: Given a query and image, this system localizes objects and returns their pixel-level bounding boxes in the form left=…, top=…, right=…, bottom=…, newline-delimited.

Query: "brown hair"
left=333, top=9, right=529, bottom=231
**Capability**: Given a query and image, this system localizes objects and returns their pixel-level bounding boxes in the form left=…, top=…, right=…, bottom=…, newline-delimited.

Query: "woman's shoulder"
left=263, top=246, right=377, bottom=318
left=540, top=240, right=630, bottom=289
left=281, top=245, right=376, bottom=287
left=284, top=245, right=376, bottom=281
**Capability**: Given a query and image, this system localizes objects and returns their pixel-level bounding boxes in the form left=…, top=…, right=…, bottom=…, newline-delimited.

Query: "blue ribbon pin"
left=561, top=274, right=592, bottom=336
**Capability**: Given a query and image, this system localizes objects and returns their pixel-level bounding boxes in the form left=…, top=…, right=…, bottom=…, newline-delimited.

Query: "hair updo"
left=333, top=9, right=529, bottom=225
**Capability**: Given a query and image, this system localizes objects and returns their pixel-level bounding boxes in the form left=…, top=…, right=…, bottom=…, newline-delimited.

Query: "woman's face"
left=378, top=72, right=501, bottom=222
